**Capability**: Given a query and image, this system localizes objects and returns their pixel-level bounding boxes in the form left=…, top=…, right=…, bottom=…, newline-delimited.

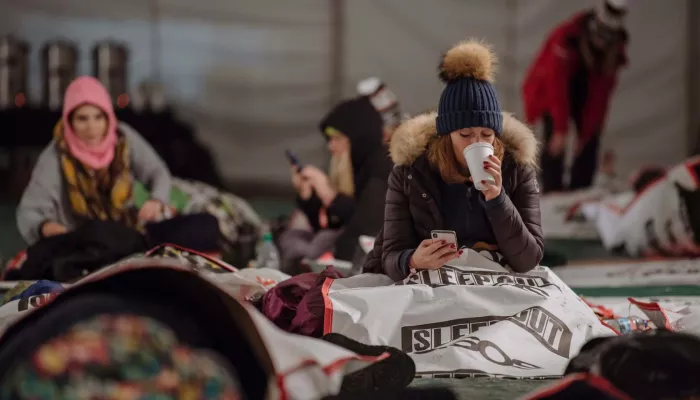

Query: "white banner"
left=584, top=157, right=700, bottom=257
left=240, top=300, right=387, bottom=400
left=322, top=250, right=613, bottom=379
left=555, top=258, right=700, bottom=289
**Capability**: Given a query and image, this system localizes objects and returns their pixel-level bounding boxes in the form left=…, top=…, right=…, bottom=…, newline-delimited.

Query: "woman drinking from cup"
left=364, top=39, right=544, bottom=281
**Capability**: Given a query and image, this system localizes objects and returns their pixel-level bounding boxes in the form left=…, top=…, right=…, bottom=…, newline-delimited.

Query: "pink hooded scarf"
left=61, top=76, right=118, bottom=169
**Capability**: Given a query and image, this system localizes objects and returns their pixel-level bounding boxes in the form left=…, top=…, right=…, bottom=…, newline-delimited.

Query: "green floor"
left=412, top=377, right=548, bottom=398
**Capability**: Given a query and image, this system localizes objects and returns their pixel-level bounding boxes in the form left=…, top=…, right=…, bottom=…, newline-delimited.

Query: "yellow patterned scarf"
left=54, top=122, right=138, bottom=228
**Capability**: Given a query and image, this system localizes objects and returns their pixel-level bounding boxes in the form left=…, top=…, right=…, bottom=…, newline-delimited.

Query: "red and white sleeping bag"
left=584, top=157, right=700, bottom=257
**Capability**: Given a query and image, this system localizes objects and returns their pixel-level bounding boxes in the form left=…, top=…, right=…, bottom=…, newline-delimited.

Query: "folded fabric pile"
left=133, top=178, right=263, bottom=255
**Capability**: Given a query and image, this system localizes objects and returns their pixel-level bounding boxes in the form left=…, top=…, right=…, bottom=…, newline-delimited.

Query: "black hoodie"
left=297, top=96, right=392, bottom=261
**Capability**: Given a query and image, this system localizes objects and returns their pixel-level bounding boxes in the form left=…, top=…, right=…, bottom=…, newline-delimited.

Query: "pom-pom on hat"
left=436, top=39, right=503, bottom=136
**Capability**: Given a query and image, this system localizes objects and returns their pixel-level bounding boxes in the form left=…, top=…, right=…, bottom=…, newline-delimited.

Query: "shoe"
left=321, top=333, right=416, bottom=399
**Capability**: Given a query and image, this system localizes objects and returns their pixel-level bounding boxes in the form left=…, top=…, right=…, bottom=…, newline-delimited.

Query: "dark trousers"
left=540, top=113, right=601, bottom=193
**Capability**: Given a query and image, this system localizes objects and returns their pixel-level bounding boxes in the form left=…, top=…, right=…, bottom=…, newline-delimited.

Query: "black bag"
left=550, top=330, right=700, bottom=400
left=5, top=220, right=147, bottom=282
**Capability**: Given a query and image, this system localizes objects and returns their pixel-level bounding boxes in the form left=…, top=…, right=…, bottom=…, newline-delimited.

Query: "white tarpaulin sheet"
left=0, top=257, right=378, bottom=400
left=322, top=250, right=614, bottom=379
left=555, top=258, right=700, bottom=289
left=585, top=296, right=700, bottom=336
left=539, top=188, right=612, bottom=240
left=583, top=157, right=700, bottom=257
left=238, top=298, right=387, bottom=400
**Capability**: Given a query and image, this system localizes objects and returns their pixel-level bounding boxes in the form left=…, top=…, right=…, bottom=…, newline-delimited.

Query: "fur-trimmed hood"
left=389, top=111, right=539, bottom=168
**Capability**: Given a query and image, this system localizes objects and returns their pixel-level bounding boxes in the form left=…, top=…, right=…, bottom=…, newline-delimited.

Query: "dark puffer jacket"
left=363, top=111, right=544, bottom=281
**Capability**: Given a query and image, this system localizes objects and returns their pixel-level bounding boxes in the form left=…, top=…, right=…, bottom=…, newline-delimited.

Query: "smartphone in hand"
left=431, top=230, right=458, bottom=248
left=286, top=150, right=302, bottom=172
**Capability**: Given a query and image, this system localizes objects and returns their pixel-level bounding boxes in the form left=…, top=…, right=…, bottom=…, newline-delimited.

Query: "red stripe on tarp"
left=321, top=277, right=335, bottom=335
left=145, top=243, right=237, bottom=272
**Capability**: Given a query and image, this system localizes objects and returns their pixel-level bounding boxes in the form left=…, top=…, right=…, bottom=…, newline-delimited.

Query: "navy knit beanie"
left=436, top=40, right=503, bottom=136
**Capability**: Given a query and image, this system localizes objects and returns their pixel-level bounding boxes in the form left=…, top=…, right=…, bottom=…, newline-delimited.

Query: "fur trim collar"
left=389, top=111, right=539, bottom=167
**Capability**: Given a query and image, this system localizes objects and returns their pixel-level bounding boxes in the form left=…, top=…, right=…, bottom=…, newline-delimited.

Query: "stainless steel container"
left=92, top=41, right=129, bottom=106
left=42, top=40, right=79, bottom=110
left=0, top=35, right=29, bottom=109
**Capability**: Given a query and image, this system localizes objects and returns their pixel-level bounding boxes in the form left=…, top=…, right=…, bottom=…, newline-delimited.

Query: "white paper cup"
left=463, top=142, right=495, bottom=191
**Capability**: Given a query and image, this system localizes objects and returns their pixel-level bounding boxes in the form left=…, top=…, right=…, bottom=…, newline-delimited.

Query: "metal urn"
left=92, top=40, right=129, bottom=107
left=42, top=39, right=79, bottom=111
left=0, top=35, right=30, bottom=109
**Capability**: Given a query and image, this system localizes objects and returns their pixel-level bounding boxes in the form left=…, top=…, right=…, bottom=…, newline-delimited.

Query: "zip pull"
left=466, top=184, right=473, bottom=210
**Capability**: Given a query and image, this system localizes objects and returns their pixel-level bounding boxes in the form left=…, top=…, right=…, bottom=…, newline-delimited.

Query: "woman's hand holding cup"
left=481, top=154, right=503, bottom=201
left=463, top=143, right=502, bottom=200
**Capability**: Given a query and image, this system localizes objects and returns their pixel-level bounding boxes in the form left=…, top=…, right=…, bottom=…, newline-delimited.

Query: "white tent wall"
left=153, top=1, right=333, bottom=196
left=689, top=0, right=700, bottom=155
left=0, top=0, right=694, bottom=195
left=344, top=0, right=690, bottom=183
left=0, top=0, right=333, bottom=196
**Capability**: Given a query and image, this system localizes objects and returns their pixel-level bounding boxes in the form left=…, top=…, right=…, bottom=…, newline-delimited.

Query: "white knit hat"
left=356, top=77, right=402, bottom=127
left=596, top=0, right=628, bottom=29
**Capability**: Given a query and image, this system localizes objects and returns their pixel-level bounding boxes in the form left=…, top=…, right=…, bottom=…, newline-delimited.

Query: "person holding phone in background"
left=363, top=40, right=544, bottom=281
left=279, top=96, right=392, bottom=272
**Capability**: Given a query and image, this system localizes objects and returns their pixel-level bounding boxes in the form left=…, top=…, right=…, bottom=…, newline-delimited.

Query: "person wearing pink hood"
left=17, top=76, right=172, bottom=245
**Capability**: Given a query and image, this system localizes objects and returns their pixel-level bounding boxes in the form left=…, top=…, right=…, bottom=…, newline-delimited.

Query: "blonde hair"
left=329, top=147, right=355, bottom=196
left=427, top=135, right=505, bottom=184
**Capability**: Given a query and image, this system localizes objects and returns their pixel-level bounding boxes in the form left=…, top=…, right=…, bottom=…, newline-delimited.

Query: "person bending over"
left=364, top=40, right=544, bottom=281
left=523, top=0, right=629, bottom=192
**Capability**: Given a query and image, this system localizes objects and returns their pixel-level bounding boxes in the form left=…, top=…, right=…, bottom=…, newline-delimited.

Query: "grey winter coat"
left=17, top=122, right=171, bottom=245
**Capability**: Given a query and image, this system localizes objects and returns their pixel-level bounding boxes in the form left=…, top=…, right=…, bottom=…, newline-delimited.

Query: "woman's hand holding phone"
left=291, top=167, right=313, bottom=200
left=300, top=165, right=336, bottom=206
left=409, top=238, right=459, bottom=270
